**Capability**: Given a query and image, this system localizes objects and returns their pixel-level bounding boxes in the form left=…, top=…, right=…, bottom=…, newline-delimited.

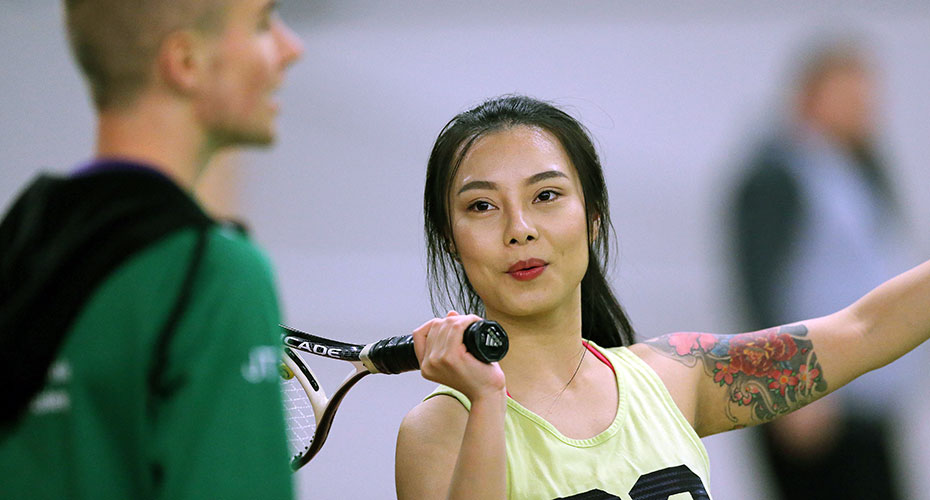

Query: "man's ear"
left=156, top=30, right=207, bottom=95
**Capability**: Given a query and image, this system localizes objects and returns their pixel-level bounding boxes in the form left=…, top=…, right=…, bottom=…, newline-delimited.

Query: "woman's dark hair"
left=423, top=94, right=635, bottom=347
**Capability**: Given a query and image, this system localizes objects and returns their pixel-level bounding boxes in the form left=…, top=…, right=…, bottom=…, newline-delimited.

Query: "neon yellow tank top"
left=426, top=342, right=712, bottom=500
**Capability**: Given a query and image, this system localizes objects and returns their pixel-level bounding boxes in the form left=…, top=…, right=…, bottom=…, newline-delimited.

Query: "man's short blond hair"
left=64, top=0, right=226, bottom=110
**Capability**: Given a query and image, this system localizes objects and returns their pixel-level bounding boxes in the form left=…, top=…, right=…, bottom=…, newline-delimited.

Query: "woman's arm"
left=396, top=391, right=507, bottom=500
left=636, top=259, right=930, bottom=437
left=802, top=258, right=930, bottom=401
left=396, top=313, right=508, bottom=500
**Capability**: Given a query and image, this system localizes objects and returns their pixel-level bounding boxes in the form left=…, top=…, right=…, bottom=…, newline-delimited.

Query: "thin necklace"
left=543, top=342, right=587, bottom=417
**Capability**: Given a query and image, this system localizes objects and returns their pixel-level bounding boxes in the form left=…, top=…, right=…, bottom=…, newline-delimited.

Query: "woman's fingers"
left=414, top=315, right=475, bottom=362
left=417, top=314, right=489, bottom=379
left=411, top=317, right=440, bottom=361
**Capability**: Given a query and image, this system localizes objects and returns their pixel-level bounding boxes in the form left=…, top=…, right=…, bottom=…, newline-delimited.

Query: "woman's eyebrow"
left=457, top=180, right=497, bottom=195
left=525, top=170, right=568, bottom=186
left=456, top=171, right=568, bottom=195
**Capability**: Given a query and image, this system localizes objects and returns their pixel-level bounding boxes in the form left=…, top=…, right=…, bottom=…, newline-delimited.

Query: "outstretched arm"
left=637, top=259, right=930, bottom=436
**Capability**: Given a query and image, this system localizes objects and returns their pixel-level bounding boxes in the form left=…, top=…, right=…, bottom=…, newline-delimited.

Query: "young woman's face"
left=449, top=126, right=590, bottom=321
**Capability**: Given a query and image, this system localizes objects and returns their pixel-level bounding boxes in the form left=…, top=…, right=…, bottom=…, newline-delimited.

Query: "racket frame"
left=281, top=329, right=378, bottom=470
left=279, top=321, right=507, bottom=470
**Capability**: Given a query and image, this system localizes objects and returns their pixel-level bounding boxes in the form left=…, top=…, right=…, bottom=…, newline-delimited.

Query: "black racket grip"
left=367, top=335, right=419, bottom=374
left=366, top=320, right=509, bottom=374
left=462, top=320, right=509, bottom=363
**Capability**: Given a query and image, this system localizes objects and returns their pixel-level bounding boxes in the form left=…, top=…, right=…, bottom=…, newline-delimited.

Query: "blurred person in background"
left=0, top=1, right=303, bottom=498
left=730, top=38, right=916, bottom=499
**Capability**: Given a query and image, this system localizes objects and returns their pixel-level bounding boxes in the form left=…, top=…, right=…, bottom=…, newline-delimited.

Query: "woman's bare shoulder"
left=399, top=393, right=470, bottom=441
left=396, top=395, right=472, bottom=499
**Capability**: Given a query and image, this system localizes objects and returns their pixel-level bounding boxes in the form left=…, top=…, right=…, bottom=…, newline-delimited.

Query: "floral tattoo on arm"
left=645, top=325, right=827, bottom=427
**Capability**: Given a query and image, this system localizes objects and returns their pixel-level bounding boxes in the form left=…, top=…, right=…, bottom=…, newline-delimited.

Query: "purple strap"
left=71, top=158, right=172, bottom=182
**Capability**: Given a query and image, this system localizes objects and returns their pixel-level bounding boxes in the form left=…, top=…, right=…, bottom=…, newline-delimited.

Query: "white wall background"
left=3, top=1, right=929, bottom=499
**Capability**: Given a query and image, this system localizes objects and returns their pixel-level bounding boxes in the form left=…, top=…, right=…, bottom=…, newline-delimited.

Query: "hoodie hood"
left=0, top=164, right=212, bottom=426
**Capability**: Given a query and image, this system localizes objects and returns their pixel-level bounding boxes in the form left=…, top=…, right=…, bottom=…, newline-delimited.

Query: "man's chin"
left=214, top=127, right=276, bottom=149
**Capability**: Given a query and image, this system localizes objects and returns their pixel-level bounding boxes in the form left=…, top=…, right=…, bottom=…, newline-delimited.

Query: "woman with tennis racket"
left=396, top=94, right=930, bottom=500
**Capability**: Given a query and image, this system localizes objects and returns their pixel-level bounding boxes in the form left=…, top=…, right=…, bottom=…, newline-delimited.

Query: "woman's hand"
left=412, top=311, right=506, bottom=402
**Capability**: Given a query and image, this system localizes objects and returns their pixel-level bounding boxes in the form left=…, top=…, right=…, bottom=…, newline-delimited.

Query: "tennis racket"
left=279, top=320, right=509, bottom=470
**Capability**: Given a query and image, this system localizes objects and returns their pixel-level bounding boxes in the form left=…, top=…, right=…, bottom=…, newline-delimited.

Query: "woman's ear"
left=589, top=214, right=601, bottom=243
left=444, top=236, right=458, bottom=260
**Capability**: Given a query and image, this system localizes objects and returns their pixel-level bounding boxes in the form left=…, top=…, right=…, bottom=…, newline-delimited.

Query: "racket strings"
left=281, top=373, right=317, bottom=458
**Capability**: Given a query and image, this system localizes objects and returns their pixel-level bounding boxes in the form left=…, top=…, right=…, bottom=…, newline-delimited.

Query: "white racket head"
left=280, top=348, right=327, bottom=468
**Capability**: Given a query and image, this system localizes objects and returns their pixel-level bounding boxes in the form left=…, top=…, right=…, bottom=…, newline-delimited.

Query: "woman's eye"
left=469, top=200, right=493, bottom=212
left=536, top=190, right=560, bottom=202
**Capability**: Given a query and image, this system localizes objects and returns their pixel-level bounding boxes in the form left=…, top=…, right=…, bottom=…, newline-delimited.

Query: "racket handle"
left=365, top=320, right=509, bottom=374
left=366, top=335, right=418, bottom=374
left=462, top=320, right=509, bottom=363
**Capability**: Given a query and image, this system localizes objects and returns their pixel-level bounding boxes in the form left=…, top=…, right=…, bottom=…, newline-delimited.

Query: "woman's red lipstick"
left=507, top=259, right=547, bottom=281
